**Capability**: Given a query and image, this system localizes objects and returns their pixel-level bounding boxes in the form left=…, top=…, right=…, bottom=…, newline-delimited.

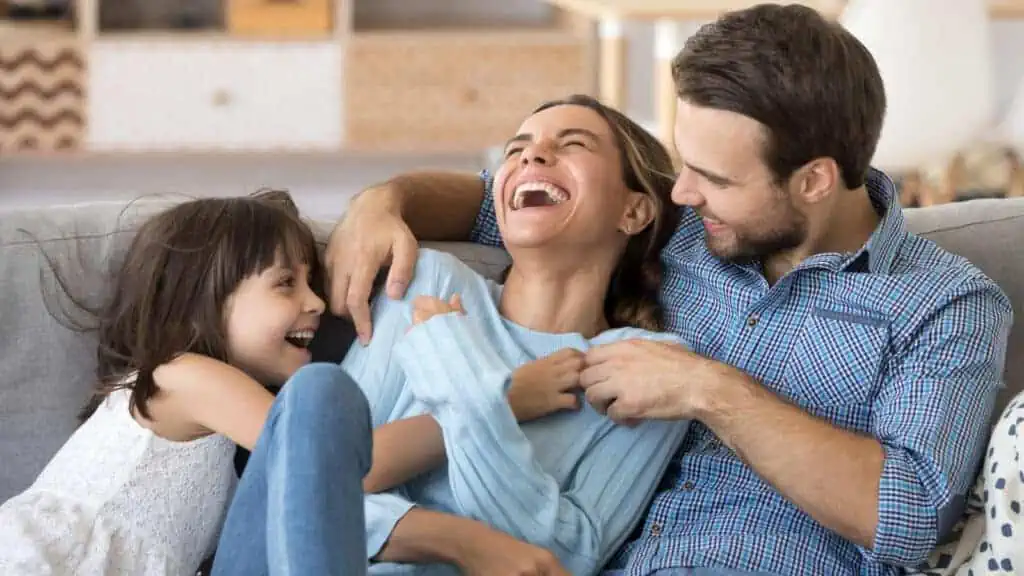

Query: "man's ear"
left=618, top=192, right=655, bottom=236
left=794, top=157, right=841, bottom=204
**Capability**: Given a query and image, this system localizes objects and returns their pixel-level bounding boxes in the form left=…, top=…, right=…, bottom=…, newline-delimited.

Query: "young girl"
left=0, top=190, right=372, bottom=575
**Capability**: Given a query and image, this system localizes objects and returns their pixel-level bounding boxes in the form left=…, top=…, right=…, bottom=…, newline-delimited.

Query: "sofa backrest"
left=0, top=196, right=1021, bottom=503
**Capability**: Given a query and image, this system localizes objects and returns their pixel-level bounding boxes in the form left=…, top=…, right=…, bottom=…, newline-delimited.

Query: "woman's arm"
left=364, top=416, right=444, bottom=493
left=393, top=315, right=691, bottom=575
left=376, top=507, right=569, bottom=575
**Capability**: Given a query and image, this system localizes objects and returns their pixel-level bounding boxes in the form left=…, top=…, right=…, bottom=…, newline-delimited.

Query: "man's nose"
left=671, top=170, right=703, bottom=207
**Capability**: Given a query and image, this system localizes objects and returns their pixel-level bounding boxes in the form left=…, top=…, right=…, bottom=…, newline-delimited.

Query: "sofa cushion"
left=902, top=197, right=1024, bottom=421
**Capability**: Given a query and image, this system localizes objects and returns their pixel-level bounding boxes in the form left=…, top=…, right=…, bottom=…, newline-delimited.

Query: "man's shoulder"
left=882, top=232, right=1012, bottom=340
left=890, top=232, right=1008, bottom=302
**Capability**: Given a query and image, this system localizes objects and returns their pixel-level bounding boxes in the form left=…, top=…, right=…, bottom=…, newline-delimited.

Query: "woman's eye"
left=565, top=140, right=586, bottom=148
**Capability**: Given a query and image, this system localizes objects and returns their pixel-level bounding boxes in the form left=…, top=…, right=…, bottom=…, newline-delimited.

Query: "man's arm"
left=326, top=171, right=494, bottom=338
left=352, top=171, right=486, bottom=242
left=695, top=279, right=1012, bottom=566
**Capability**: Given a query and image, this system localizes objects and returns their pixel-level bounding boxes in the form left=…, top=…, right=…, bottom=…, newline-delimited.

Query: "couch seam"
left=916, top=213, right=1024, bottom=235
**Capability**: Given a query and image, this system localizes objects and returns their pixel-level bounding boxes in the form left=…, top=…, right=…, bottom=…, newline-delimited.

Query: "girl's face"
left=222, top=258, right=325, bottom=386
left=492, top=104, right=652, bottom=253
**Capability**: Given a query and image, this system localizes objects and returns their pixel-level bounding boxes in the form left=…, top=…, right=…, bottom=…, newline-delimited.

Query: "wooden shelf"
left=541, top=0, right=1024, bottom=20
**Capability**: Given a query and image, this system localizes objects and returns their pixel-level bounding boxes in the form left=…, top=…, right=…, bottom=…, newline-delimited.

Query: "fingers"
left=583, top=383, right=615, bottom=416
left=449, top=293, right=464, bottom=313
left=386, top=232, right=418, bottom=300
left=557, top=393, right=581, bottom=411
left=327, top=268, right=351, bottom=317
left=346, top=262, right=377, bottom=345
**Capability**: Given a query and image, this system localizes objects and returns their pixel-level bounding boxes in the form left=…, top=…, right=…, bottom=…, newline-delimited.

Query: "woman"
left=212, top=94, right=687, bottom=576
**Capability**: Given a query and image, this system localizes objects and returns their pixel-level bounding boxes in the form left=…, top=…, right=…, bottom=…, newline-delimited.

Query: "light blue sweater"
left=341, top=249, right=690, bottom=576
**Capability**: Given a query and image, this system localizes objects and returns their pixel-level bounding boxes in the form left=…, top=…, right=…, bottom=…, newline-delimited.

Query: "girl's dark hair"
left=46, top=189, right=321, bottom=422
left=531, top=94, right=678, bottom=331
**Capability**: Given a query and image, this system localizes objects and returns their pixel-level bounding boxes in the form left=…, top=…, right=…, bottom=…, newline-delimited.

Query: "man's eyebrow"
left=685, top=162, right=736, bottom=186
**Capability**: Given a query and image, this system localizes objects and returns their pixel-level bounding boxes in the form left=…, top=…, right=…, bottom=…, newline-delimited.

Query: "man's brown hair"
left=672, top=3, right=886, bottom=189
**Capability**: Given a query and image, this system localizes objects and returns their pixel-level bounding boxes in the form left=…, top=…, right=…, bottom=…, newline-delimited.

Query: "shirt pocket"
left=781, top=306, right=890, bottom=407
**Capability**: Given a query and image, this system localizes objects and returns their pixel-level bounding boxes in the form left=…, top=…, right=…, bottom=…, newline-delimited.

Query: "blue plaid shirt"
left=469, top=168, right=1013, bottom=576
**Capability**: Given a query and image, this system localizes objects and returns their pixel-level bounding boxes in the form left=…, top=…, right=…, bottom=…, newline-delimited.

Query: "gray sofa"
left=1, top=196, right=1023, bottom=506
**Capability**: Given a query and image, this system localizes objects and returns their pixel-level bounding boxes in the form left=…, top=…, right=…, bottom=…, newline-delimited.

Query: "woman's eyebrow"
left=504, top=127, right=603, bottom=150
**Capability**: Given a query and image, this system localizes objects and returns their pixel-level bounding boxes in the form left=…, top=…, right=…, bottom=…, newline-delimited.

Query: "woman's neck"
left=498, top=258, right=614, bottom=338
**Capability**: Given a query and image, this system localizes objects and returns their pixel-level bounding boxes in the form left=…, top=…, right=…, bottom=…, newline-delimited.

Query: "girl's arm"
left=393, top=314, right=691, bottom=575
left=150, top=353, right=274, bottom=450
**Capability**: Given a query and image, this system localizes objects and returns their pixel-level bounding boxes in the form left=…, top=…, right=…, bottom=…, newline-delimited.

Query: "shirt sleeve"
left=393, top=313, right=690, bottom=575
left=364, top=492, right=416, bottom=559
left=867, top=277, right=1013, bottom=566
left=468, top=169, right=504, bottom=248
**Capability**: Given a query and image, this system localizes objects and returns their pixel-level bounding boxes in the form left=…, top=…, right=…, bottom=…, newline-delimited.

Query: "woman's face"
left=493, top=104, right=650, bottom=253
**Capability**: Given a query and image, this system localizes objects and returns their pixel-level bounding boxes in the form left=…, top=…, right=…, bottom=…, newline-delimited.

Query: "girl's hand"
left=411, top=294, right=464, bottom=326
left=507, top=348, right=584, bottom=423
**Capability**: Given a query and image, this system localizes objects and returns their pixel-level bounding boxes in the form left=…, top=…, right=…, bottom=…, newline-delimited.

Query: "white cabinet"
left=86, top=40, right=343, bottom=151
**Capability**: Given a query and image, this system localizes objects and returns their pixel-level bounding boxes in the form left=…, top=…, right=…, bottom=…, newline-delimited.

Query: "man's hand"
left=580, top=339, right=720, bottom=423
left=325, top=187, right=419, bottom=344
left=507, top=348, right=584, bottom=423
left=456, top=529, right=570, bottom=576
left=411, top=294, right=464, bottom=326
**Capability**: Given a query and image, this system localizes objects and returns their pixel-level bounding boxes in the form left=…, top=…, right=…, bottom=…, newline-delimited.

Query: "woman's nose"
left=520, top=142, right=554, bottom=166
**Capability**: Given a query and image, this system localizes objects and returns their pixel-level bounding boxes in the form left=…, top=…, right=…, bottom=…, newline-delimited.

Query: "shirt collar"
left=852, top=166, right=907, bottom=274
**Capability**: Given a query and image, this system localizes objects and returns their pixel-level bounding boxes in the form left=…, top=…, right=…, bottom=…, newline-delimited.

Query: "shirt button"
left=650, top=523, right=662, bottom=536
left=746, top=314, right=759, bottom=327
left=682, top=481, right=695, bottom=491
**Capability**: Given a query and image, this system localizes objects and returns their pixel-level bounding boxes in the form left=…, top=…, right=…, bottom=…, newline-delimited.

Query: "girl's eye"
left=565, top=140, right=586, bottom=148
left=278, top=275, right=296, bottom=288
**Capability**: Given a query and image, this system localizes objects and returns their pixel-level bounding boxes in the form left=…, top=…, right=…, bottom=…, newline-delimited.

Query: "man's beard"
left=706, top=210, right=807, bottom=265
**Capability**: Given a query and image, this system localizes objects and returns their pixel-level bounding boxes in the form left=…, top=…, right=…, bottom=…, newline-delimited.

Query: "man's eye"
left=504, top=147, right=523, bottom=159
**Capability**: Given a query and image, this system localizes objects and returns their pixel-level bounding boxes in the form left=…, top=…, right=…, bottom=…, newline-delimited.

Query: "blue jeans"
left=211, top=363, right=373, bottom=576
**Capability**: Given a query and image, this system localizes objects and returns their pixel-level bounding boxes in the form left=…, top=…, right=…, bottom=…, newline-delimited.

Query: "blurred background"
left=1, top=0, right=1022, bottom=219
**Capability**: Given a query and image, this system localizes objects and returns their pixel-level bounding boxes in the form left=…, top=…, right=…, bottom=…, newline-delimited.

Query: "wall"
left=3, top=2, right=1023, bottom=217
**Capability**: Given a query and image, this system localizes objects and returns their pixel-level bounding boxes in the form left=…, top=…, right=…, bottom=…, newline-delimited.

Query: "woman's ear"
left=618, top=192, right=655, bottom=236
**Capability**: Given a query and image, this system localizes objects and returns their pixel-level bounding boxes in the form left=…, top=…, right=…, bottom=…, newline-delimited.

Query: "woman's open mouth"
left=509, top=181, right=569, bottom=211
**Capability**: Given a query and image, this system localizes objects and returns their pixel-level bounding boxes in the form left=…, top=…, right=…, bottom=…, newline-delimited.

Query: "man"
left=326, top=5, right=1013, bottom=575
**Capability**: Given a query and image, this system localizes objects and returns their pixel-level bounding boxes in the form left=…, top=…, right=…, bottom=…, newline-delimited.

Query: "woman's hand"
left=507, top=348, right=584, bottom=423
left=411, top=294, right=464, bottom=326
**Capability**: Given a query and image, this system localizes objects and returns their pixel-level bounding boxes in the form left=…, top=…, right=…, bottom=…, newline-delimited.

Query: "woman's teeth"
left=284, top=329, right=315, bottom=348
left=511, top=181, right=569, bottom=210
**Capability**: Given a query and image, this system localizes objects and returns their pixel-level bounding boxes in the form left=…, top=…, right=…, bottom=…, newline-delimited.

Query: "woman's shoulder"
left=591, top=326, right=683, bottom=346
left=407, top=248, right=495, bottom=302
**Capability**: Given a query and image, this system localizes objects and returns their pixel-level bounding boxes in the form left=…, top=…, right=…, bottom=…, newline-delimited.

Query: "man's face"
left=671, top=99, right=807, bottom=264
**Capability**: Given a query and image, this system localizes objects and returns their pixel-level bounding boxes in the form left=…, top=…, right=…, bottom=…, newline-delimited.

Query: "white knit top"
left=0, top=388, right=238, bottom=575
